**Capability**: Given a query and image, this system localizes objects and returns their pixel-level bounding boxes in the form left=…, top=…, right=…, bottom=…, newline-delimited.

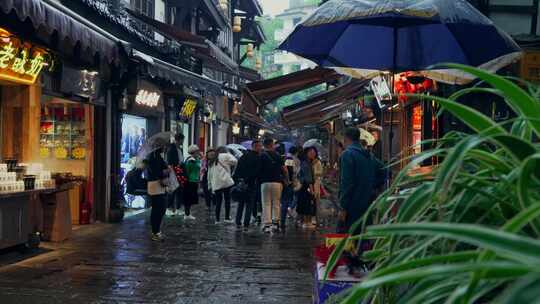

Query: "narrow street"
left=0, top=204, right=324, bottom=304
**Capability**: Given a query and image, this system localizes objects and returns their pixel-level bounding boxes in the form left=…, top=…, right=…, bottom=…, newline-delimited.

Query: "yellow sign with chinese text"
left=180, top=97, right=198, bottom=119
left=0, top=28, right=51, bottom=85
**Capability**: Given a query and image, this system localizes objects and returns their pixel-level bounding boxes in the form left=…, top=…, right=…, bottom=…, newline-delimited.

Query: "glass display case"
left=40, top=104, right=87, bottom=160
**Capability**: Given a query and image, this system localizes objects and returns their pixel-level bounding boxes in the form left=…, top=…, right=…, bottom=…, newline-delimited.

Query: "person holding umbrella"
left=145, top=141, right=170, bottom=241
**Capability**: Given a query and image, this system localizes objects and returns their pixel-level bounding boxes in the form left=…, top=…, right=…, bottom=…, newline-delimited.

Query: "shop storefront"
left=0, top=20, right=115, bottom=248
left=119, top=78, right=164, bottom=210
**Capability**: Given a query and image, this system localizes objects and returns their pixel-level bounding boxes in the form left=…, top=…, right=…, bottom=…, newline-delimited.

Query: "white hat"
left=188, top=145, right=200, bottom=154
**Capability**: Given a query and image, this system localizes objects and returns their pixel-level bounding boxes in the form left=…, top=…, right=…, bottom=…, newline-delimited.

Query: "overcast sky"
left=259, top=0, right=289, bottom=16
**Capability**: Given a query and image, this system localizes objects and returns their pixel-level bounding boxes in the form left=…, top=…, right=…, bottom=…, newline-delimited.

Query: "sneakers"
left=166, top=209, right=174, bottom=216
left=224, top=218, right=234, bottom=224
left=151, top=232, right=165, bottom=241
left=177, top=210, right=185, bottom=216
left=184, top=215, right=196, bottom=221
left=263, top=225, right=272, bottom=234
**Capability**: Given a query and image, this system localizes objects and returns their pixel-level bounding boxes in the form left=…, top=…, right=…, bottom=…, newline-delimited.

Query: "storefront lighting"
left=135, top=89, right=160, bottom=107
left=232, top=123, right=240, bottom=135
left=0, top=39, right=50, bottom=85
left=233, top=16, right=242, bottom=33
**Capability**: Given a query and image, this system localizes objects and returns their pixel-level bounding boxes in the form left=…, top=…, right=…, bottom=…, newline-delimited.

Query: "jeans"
left=214, top=187, right=232, bottom=221
left=150, top=194, right=167, bottom=234
left=261, top=182, right=283, bottom=226
left=280, top=185, right=294, bottom=227
left=235, top=184, right=256, bottom=227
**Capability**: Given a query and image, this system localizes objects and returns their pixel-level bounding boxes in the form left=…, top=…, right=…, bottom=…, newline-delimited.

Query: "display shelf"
left=39, top=105, right=87, bottom=160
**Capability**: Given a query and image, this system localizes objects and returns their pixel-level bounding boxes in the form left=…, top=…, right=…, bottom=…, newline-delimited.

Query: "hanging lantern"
left=255, top=57, right=262, bottom=70
left=246, top=43, right=254, bottom=58
left=219, top=0, right=228, bottom=11
left=233, top=16, right=242, bottom=33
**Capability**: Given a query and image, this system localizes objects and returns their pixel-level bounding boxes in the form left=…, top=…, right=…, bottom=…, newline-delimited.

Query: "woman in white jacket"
left=208, top=146, right=238, bottom=223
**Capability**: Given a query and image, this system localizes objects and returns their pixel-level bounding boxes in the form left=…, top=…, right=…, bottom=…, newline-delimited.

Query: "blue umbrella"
left=240, top=140, right=253, bottom=150
left=279, top=0, right=521, bottom=84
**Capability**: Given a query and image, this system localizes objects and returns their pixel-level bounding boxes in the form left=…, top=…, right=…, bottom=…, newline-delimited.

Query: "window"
left=131, top=0, right=154, bottom=17
left=130, top=0, right=155, bottom=34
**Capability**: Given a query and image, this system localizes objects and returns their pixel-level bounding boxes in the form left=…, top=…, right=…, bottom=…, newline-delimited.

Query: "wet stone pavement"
left=0, top=201, right=335, bottom=304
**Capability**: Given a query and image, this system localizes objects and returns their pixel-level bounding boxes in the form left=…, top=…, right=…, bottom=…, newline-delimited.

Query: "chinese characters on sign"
left=0, top=28, right=51, bottom=85
left=179, top=97, right=198, bottom=120
left=135, top=89, right=160, bottom=107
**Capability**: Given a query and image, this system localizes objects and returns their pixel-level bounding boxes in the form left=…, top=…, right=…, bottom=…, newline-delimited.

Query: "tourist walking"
left=296, top=147, right=317, bottom=229
left=146, top=146, right=169, bottom=241
left=280, top=146, right=300, bottom=230
left=234, top=140, right=262, bottom=230
left=259, top=138, right=289, bottom=233
left=208, top=146, right=237, bottom=224
left=201, top=149, right=215, bottom=212
left=166, top=133, right=185, bottom=216
left=183, top=145, right=201, bottom=221
left=311, top=149, right=323, bottom=226
left=339, top=127, right=385, bottom=233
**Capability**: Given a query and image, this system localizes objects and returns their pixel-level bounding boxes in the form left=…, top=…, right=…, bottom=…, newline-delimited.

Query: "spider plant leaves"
left=438, top=63, right=540, bottom=137
left=366, top=223, right=540, bottom=265
left=496, top=273, right=540, bottom=304
left=342, top=262, right=532, bottom=304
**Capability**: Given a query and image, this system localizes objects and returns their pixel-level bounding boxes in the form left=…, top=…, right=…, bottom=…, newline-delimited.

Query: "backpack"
left=126, top=168, right=147, bottom=195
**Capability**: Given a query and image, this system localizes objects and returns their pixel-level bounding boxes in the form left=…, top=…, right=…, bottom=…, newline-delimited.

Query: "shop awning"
left=133, top=50, right=223, bottom=95
left=235, top=111, right=271, bottom=129
left=0, top=0, right=123, bottom=63
left=240, top=66, right=263, bottom=82
left=282, top=79, right=369, bottom=128
left=242, top=67, right=341, bottom=106
left=127, top=9, right=238, bottom=74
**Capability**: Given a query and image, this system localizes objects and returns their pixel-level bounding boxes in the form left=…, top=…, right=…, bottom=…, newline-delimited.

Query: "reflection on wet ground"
left=0, top=202, right=331, bottom=303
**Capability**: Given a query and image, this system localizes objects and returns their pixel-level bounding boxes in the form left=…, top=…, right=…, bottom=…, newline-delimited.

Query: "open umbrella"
left=279, top=0, right=521, bottom=161
left=303, top=139, right=328, bottom=160
left=279, top=0, right=521, bottom=85
left=226, top=144, right=245, bottom=159
left=136, top=132, right=171, bottom=162
left=359, top=128, right=377, bottom=147
left=240, top=140, right=253, bottom=150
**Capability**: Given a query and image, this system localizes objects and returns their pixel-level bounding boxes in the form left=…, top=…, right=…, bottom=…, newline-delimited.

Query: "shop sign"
left=135, top=89, right=160, bottom=107
left=0, top=28, right=52, bottom=85
left=370, top=76, right=392, bottom=109
left=61, top=66, right=101, bottom=101
left=179, top=97, right=198, bottom=120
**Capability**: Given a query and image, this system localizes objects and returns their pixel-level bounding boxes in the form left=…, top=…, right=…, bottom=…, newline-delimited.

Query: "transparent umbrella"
left=303, top=139, right=327, bottom=160
left=136, top=132, right=171, bottom=162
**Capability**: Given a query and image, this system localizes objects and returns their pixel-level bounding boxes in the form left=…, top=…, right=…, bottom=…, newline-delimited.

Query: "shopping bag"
left=166, top=169, right=180, bottom=193
left=147, top=180, right=166, bottom=195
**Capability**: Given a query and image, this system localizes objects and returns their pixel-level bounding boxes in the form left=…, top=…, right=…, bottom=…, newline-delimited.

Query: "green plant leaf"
left=366, top=223, right=540, bottom=265
left=342, top=262, right=531, bottom=304
left=438, top=63, right=540, bottom=137
left=496, top=273, right=540, bottom=304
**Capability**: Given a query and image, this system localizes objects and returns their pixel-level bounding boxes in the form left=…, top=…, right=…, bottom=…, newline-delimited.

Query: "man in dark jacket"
left=234, top=140, right=262, bottom=230
left=339, top=127, right=383, bottom=233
